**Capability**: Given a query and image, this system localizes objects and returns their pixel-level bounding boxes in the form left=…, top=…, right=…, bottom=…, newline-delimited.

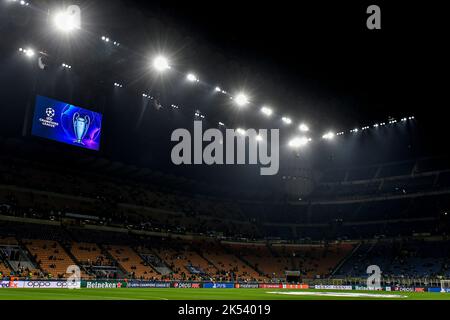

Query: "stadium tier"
left=0, top=143, right=449, bottom=284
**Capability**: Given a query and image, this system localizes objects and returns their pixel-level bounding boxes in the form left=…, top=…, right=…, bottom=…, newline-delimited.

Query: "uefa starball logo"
left=46, top=107, right=55, bottom=119
left=39, top=107, right=59, bottom=129
left=171, top=121, right=280, bottom=176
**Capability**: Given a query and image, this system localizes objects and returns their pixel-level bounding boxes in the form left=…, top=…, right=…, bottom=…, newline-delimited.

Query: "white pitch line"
left=267, top=291, right=408, bottom=299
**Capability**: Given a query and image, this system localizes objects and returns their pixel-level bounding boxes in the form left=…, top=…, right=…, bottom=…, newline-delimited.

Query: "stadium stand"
left=105, top=245, right=158, bottom=280
left=0, top=261, right=10, bottom=277
left=335, top=239, right=450, bottom=279
left=0, top=141, right=449, bottom=283
left=201, top=242, right=263, bottom=282
left=23, top=239, right=84, bottom=279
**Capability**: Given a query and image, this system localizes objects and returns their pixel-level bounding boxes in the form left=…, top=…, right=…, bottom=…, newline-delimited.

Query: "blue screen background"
left=31, top=95, right=103, bottom=151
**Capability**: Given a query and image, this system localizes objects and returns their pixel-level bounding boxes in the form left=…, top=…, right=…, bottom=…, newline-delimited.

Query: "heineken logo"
left=86, top=281, right=124, bottom=289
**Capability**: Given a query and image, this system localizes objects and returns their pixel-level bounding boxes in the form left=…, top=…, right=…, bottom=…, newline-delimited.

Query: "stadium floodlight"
left=322, top=132, right=335, bottom=140
left=24, top=48, right=35, bottom=58
left=236, top=128, right=246, bottom=136
left=215, top=87, right=222, bottom=92
left=261, top=106, right=273, bottom=117
left=218, top=122, right=225, bottom=126
left=288, top=137, right=310, bottom=149
left=299, top=123, right=309, bottom=132
left=186, top=73, right=199, bottom=82
left=235, top=93, right=249, bottom=107
left=153, top=56, right=170, bottom=72
left=9, top=0, right=30, bottom=6
left=282, top=117, right=292, bottom=125
left=53, top=9, right=80, bottom=32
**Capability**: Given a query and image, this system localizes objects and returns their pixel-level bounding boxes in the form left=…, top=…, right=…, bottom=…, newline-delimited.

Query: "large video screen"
left=31, top=95, right=103, bottom=151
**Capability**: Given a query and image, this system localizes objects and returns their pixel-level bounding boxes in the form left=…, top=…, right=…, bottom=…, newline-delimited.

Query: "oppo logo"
left=27, top=281, right=51, bottom=288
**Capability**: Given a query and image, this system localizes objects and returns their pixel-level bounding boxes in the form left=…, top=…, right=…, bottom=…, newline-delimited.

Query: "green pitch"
left=0, top=289, right=450, bottom=300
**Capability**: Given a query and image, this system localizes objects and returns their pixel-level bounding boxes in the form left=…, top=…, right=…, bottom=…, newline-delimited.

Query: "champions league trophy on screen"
left=73, top=113, right=91, bottom=145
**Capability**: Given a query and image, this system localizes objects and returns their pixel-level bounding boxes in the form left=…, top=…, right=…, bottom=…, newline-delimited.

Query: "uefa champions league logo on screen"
left=73, top=113, right=91, bottom=145
left=39, top=107, right=59, bottom=129
left=46, top=108, right=55, bottom=119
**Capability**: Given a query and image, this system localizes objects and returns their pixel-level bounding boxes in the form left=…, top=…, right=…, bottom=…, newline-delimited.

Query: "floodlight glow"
left=153, top=56, right=170, bottom=72
left=24, top=48, right=35, bottom=57
left=282, top=117, right=292, bottom=125
left=218, top=122, right=225, bottom=126
left=187, top=73, right=199, bottom=82
left=261, top=106, right=273, bottom=116
left=11, top=0, right=30, bottom=6
left=288, top=137, right=309, bottom=148
left=299, top=123, right=309, bottom=132
left=256, top=135, right=263, bottom=142
left=236, top=128, right=246, bottom=136
left=235, top=94, right=249, bottom=106
left=215, top=87, right=222, bottom=92
left=322, top=132, right=335, bottom=140
left=53, top=11, right=79, bottom=32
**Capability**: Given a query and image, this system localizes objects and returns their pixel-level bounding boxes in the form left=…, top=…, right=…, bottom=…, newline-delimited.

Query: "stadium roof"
left=0, top=0, right=446, bottom=182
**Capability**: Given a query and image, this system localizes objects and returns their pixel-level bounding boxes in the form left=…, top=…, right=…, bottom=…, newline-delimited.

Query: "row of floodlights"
left=350, top=117, right=415, bottom=133
left=17, top=47, right=323, bottom=136
left=18, top=45, right=415, bottom=146
left=14, top=7, right=418, bottom=145
left=195, top=111, right=205, bottom=119
left=101, top=36, right=120, bottom=47
left=8, top=0, right=29, bottom=6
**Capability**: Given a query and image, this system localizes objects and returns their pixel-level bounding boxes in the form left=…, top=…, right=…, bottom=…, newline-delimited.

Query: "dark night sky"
left=124, top=0, right=446, bottom=121
left=0, top=0, right=448, bottom=185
